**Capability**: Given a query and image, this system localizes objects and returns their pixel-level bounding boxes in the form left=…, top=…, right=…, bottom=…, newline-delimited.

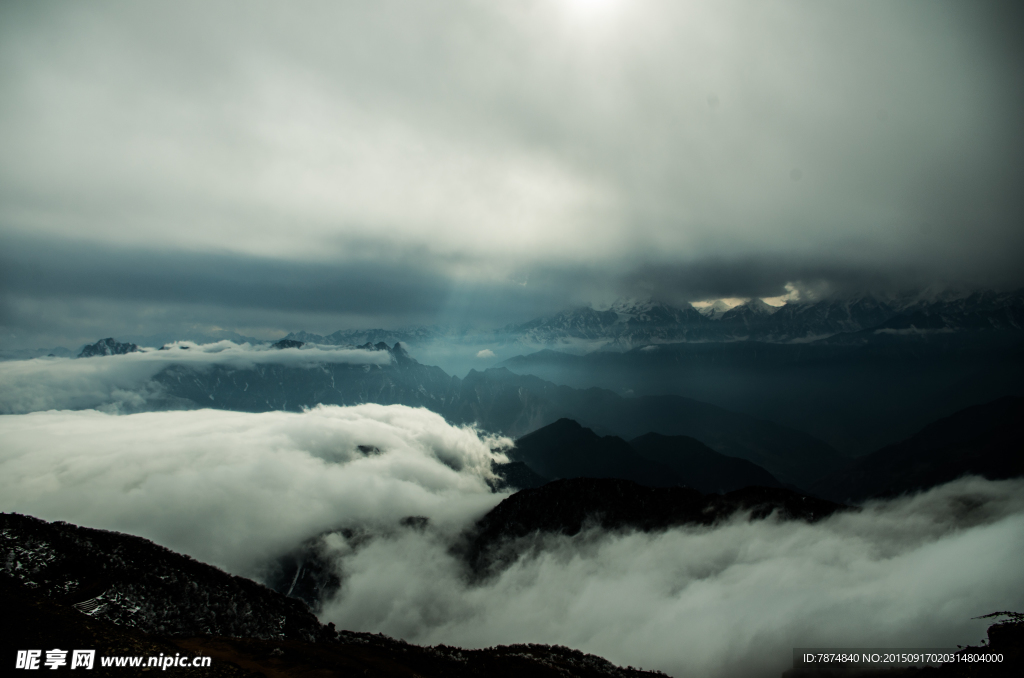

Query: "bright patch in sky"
left=564, top=0, right=619, bottom=14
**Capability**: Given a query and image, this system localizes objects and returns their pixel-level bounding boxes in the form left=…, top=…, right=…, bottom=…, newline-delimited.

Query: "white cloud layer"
left=318, top=477, right=1024, bottom=677
left=0, top=406, right=509, bottom=574
left=2, top=405, right=1022, bottom=677
left=0, top=342, right=391, bottom=414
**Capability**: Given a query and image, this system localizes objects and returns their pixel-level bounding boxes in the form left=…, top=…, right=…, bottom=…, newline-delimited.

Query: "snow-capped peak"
left=742, top=298, right=781, bottom=315
left=697, top=300, right=735, bottom=319
left=608, top=298, right=657, bottom=316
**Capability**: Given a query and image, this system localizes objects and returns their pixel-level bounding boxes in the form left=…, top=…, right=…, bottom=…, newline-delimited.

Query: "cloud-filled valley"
left=2, top=405, right=1022, bottom=677
left=0, top=342, right=392, bottom=414
left=0, top=406, right=508, bottom=574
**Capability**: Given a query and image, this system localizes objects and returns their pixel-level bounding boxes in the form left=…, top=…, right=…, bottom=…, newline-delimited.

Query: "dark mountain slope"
left=490, top=460, right=549, bottom=492
left=583, top=393, right=840, bottom=488
left=461, top=478, right=847, bottom=575
left=79, top=337, right=140, bottom=358
left=450, top=368, right=844, bottom=488
left=508, top=419, right=684, bottom=487
left=0, top=512, right=329, bottom=642
left=812, top=396, right=1024, bottom=503
left=629, top=432, right=783, bottom=493
left=0, top=577, right=250, bottom=677
left=500, top=331, right=1024, bottom=455
left=1, top=514, right=666, bottom=678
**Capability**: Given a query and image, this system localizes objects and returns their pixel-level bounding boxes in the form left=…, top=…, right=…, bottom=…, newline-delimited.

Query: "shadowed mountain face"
left=460, top=478, right=848, bottom=576
left=490, top=460, right=549, bottom=492
left=0, top=513, right=330, bottom=642
left=500, top=331, right=1024, bottom=455
left=143, top=344, right=842, bottom=489
left=629, top=432, right=784, bottom=493
left=448, top=369, right=844, bottom=488
left=78, top=337, right=139, bottom=358
left=507, top=419, right=682, bottom=488
left=505, top=419, right=784, bottom=494
left=812, top=396, right=1024, bottom=504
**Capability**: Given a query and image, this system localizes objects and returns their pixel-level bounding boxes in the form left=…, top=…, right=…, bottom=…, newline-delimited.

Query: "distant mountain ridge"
left=78, top=337, right=140, bottom=358
left=811, top=396, right=1024, bottom=503
left=284, top=327, right=442, bottom=347
left=503, top=290, right=1023, bottom=349
left=500, top=330, right=1024, bottom=455
left=9, top=289, right=1021, bottom=365
left=130, top=343, right=843, bottom=488
left=278, top=289, right=1024, bottom=355
left=504, top=419, right=784, bottom=493
left=460, top=479, right=847, bottom=576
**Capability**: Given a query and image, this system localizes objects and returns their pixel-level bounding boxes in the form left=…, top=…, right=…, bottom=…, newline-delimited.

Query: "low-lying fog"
left=0, top=343, right=392, bottom=414
left=2, top=406, right=1022, bottom=678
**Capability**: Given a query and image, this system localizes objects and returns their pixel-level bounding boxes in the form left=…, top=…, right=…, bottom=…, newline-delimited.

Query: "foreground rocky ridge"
left=1, top=513, right=665, bottom=677
left=1, top=513, right=329, bottom=642
left=2, top=577, right=667, bottom=677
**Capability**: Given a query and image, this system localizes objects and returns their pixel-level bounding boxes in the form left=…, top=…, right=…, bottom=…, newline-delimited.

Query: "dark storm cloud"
left=0, top=234, right=574, bottom=346
left=619, top=258, right=904, bottom=304
left=0, top=235, right=452, bottom=315
left=1, top=0, right=1023, bottom=345
left=615, top=254, right=1021, bottom=304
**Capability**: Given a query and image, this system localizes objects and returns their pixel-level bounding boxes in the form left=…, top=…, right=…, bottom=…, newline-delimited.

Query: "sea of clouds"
left=0, top=341, right=392, bottom=414
left=2, top=404, right=1022, bottom=678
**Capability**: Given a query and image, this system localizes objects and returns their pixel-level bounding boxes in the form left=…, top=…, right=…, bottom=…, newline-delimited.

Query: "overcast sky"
left=2, top=0, right=1022, bottom=348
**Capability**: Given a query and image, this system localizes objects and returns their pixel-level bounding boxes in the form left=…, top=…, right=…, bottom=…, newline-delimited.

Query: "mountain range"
left=811, top=396, right=1024, bottom=503
left=459, top=479, right=847, bottom=578
left=495, top=396, right=1024, bottom=506
left=145, top=337, right=1024, bottom=501
left=9, top=288, right=1022, bottom=367
left=504, top=418, right=784, bottom=492
left=66, top=331, right=1023, bottom=490
left=139, top=342, right=845, bottom=488
left=280, top=289, right=1024, bottom=353
left=501, top=330, right=1024, bottom=455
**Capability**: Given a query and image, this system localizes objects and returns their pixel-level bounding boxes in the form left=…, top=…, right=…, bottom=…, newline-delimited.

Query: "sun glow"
left=562, top=0, right=622, bottom=19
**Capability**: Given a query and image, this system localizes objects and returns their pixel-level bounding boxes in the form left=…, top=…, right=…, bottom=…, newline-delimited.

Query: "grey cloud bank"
left=0, top=406, right=510, bottom=574
left=2, top=1, right=1023, bottom=347
left=0, top=406, right=1021, bottom=678
left=0, top=342, right=392, bottom=414
left=321, top=480, right=1024, bottom=678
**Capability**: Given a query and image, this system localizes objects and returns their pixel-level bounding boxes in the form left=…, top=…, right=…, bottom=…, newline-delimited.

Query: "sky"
left=2, top=0, right=1023, bottom=349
